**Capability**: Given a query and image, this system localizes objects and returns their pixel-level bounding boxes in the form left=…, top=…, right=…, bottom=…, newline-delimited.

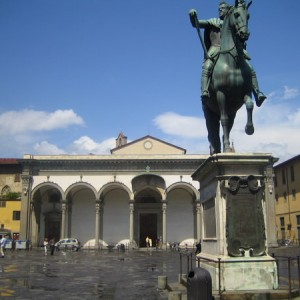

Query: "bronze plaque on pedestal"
left=226, top=175, right=266, bottom=257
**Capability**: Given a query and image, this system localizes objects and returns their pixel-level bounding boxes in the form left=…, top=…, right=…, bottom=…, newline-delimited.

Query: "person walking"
left=0, top=235, right=8, bottom=258
left=49, top=238, right=55, bottom=255
left=43, top=238, right=48, bottom=255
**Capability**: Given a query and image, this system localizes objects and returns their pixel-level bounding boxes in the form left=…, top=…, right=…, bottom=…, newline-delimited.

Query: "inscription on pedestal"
left=225, top=176, right=266, bottom=257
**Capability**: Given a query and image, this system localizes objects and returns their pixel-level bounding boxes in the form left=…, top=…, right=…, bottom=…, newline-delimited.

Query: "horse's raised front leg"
left=244, top=94, right=254, bottom=135
left=216, top=91, right=231, bottom=152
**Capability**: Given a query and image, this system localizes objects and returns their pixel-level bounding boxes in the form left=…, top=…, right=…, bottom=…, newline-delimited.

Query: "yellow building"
left=274, top=154, right=300, bottom=244
left=0, top=159, right=22, bottom=239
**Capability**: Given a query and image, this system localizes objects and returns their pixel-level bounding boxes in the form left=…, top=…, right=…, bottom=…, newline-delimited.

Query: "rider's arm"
left=189, top=10, right=210, bottom=28
left=197, top=20, right=210, bottom=28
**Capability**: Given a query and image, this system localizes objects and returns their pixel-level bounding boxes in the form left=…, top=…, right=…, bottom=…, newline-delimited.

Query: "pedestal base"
left=198, top=253, right=278, bottom=291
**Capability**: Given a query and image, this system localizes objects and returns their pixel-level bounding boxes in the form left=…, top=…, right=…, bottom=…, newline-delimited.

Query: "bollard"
left=158, top=275, right=168, bottom=290
left=178, top=273, right=187, bottom=284
left=168, top=291, right=182, bottom=300
left=187, top=268, right=212, bottom=300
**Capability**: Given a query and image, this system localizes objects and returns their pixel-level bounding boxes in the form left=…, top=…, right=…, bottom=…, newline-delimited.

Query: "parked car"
left=55, top=238, right=81, bottom=251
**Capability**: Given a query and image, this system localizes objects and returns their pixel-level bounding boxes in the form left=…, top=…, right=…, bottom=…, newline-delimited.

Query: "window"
left=14, top=174, right=21, bottom=182
left=12, top=211, right=20, bottom=221
left=1, top=186, right=11, bottom=197
left=282, top=169, right=286, bottom=185
left=274, top=175, right=278, bottom=187
left=292, top=189, right=296, bottom=200
left=297, top=215, right=300, bottom=226
left=0, top=201, right=6, bottom=208
left=290, top=165, right=295, bottom=182
left=280, top=217, right=285, bottom=227
left=275, top=194, right=279, bottom=203
left=284, top=192, right=287, bottom=201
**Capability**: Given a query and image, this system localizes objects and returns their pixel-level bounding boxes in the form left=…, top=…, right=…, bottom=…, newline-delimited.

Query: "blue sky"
left=0, top=0, right=299, bottom=163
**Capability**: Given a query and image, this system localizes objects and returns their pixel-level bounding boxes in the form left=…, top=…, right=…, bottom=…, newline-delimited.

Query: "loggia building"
left=19, top=133, right=208, bottom=248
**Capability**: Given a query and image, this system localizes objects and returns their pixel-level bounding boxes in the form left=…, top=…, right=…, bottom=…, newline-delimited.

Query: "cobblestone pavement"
left=1, top=246, right=300, bottom=300
left=0, top=248, right=184, bottom=300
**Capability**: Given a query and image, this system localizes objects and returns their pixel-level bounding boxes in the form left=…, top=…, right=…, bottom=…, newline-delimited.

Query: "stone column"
left=264, top=163, right=278, bottom=248
left=28, top=201, right=35, bottom=244
left=95, top=200, right=101, bottom=249
left=196, top=201, right=201, bottom=242
left=61, top=201, right=67, bottom=239
left=162, top=202, right=167, bottom=246
left=20, top=175, right=33, bottom=240
left=129, top=202, right=134, bottom=245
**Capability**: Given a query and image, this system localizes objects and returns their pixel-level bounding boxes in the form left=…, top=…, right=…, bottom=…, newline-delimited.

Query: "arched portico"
left=65, top=182, right=98, bottom=246
left=166, top=182, right=201, bottom=245
left=132, top=174, right=166, bottom=247
left=30, top=182, right=64, bottom=246
left=99, top=182, right=132, bottom=247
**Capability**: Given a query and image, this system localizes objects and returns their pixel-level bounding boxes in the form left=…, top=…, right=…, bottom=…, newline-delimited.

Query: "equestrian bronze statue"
left=189, top=0, right=266, bottom=154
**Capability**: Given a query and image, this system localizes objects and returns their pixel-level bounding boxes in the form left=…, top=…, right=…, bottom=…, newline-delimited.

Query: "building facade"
left=19, top=135, right=208, bottom=248
left=274, top=154, right=300, bottom=243
left=0, top=159, right=22, bottom=239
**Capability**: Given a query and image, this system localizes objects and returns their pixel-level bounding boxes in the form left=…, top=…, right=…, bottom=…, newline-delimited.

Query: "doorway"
left=45, top=221, right=60, bottom=242
left=139, top=213, right=157, bottom=247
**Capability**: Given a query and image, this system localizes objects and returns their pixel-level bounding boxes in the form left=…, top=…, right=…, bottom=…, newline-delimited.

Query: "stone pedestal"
left=192, top=153, right=278, bottom=291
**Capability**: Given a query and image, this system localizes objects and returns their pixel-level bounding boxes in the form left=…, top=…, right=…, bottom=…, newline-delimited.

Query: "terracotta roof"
left=0, top=158, right=19, bottom=165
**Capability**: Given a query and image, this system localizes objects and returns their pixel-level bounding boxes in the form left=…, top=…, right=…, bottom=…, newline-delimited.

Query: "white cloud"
left=69, top=136, right=115, bottom=154
left=153, top=112, right=206, bottom=138
left=283, top=86, right=299, bottom=100
left=34, top=141, right=67, bottom=155
left=152, top=88, right=300, bottom=162
left=266, top=86, right=299, bottom=102
left=0, top=109, right=84, bottom=135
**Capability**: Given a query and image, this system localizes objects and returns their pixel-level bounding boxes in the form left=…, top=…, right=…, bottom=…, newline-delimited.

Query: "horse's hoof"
left=245, top=125, right=254, bottom=135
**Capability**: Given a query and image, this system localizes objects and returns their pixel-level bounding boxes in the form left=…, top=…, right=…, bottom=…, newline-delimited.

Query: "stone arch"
left=165, top=182, right=199, bottom=244
left=65, top=182, right=98, bottom=246
left=165, top=182, right=199, bottom=202
left=99, top=181, right=132, bottom=246
left=132, top=174, right=166, bottom=200
left=132, top=174, right=166, bottom=247
left=98, top=181, right=132, bottom=200
left=65, top=182, right=97, bottom=200
left=31, top=182, right=64, bottom=201
left=30, top=182, right=65, bottom=246
left=1, top=185, right=11, bottom=196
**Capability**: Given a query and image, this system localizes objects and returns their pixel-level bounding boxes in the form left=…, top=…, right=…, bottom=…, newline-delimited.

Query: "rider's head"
left=219, top=2, right=230, bottom=20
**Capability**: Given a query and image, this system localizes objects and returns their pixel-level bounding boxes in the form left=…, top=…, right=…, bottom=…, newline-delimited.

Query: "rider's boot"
left=253, top=89, right=266, bottom=107
left=201, top=73, right=210, bottom=103
left=252, top=72, right=266, bottom=107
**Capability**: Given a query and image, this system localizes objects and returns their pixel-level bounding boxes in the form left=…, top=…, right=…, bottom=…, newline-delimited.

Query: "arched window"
left=1, top=186, right=11, bottom=197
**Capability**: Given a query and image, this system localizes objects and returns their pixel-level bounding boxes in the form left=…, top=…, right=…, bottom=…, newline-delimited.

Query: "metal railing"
left=179, top=252, right=300, bottom=299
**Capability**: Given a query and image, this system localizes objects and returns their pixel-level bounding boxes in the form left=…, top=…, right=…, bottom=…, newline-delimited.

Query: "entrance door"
left=139, top=213, right=157, bottom=247
left=45, top=221, right=60, bottom=242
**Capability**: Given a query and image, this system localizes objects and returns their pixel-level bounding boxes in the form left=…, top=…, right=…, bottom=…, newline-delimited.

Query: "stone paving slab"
left=0, top=248, right=182, bottom=299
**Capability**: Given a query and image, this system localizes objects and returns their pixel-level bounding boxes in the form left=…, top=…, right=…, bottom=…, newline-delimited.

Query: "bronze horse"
left=202, top=0, right=254, bottom=154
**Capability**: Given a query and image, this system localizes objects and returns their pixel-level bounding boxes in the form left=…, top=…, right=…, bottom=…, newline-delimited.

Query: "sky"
left=0, top=0, right=299, bottom=164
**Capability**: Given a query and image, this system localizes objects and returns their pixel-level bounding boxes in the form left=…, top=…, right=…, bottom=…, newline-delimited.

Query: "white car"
left=55, top=238, right=81, bottom=251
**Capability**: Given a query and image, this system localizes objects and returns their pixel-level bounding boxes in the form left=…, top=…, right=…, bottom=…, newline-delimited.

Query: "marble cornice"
left=19, top=158, right=206, bottom=174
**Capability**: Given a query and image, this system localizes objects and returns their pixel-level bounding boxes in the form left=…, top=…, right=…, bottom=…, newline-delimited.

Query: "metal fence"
left=179, top=251, right=300, bottom=299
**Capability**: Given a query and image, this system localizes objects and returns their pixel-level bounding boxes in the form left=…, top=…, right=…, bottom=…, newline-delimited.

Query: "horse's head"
left=232, top=0, right=252, bottom=42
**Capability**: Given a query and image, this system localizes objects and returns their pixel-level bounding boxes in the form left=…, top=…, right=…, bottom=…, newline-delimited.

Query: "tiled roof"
left=0, top=158, right=19, bottom=165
